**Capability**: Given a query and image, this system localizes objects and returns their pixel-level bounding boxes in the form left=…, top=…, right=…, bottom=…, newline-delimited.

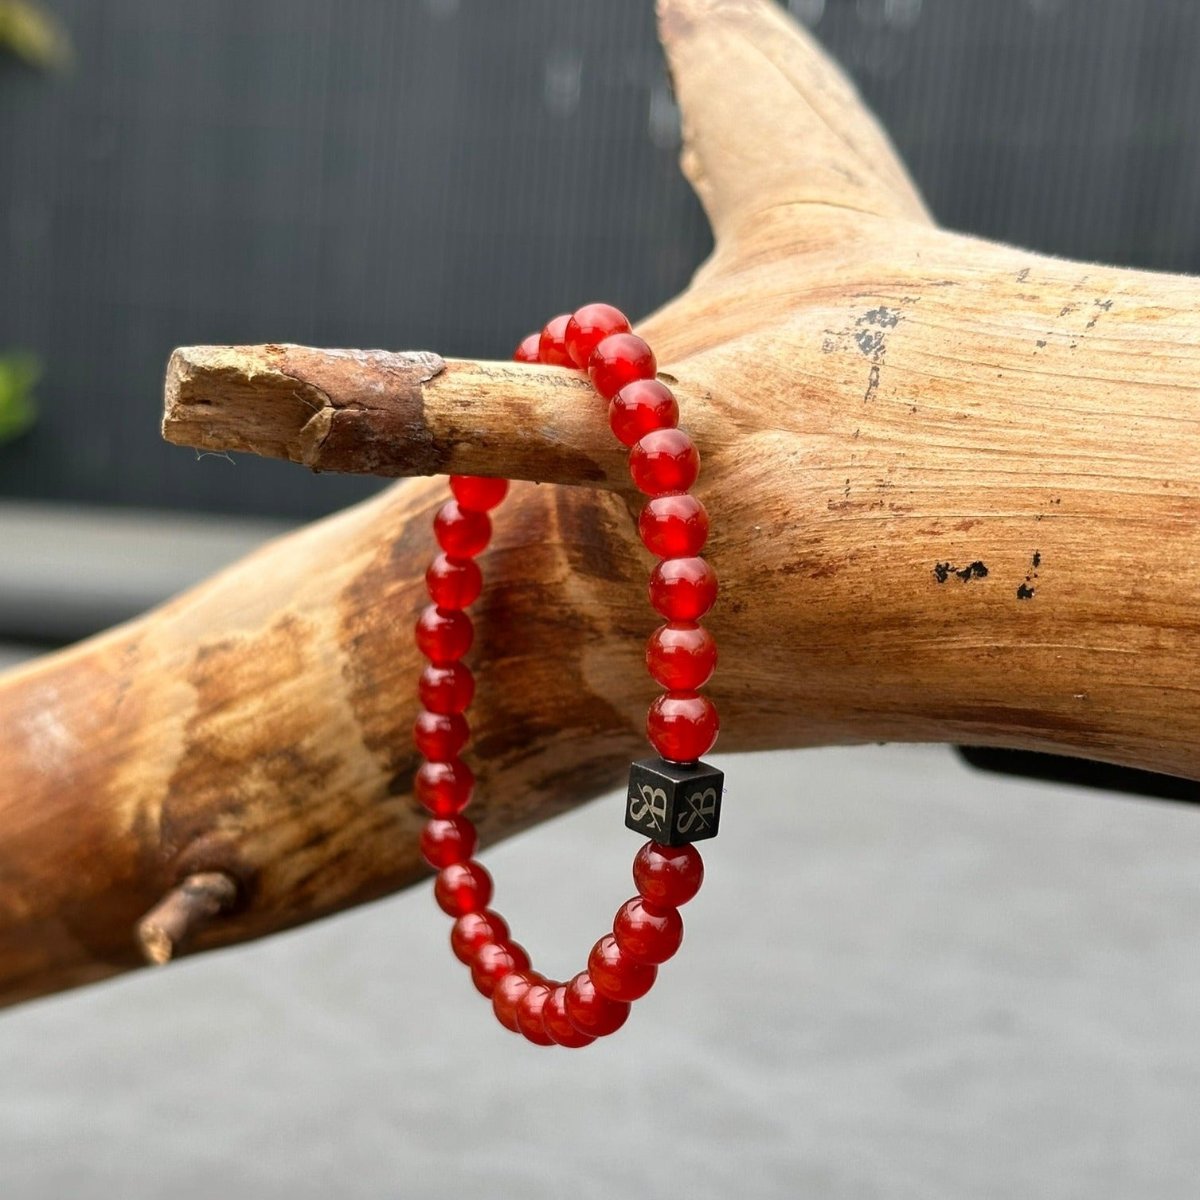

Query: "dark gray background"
left=2, top=0, right=1199, bottom=518
left=2, top=3, right=1200, bottom=1196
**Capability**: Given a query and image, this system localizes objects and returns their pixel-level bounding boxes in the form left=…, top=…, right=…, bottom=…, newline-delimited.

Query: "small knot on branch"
left=137, top=872, right=240, bottom=966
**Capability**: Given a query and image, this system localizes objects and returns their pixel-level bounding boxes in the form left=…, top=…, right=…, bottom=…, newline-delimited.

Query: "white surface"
left=0, top=502, right=293, bottom=640
left=0, top=644, right=41, bottom=672
left=0, top=743, right=1197, bottom=1199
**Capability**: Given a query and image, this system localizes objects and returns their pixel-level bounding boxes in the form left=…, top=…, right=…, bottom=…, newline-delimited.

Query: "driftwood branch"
left=1, top=0, right=1199, bottom=1010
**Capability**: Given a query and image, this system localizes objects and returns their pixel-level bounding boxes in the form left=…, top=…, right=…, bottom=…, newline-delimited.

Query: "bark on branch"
left=0, top=0, right=1198, bottom=1010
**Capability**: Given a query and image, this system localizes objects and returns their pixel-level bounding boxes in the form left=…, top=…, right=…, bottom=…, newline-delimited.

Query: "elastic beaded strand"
left=415, top=302, right=718, bottom=1046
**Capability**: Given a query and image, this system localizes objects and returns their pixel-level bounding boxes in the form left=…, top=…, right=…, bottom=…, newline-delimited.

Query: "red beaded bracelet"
left=413, top=303, right=723, bottom=1047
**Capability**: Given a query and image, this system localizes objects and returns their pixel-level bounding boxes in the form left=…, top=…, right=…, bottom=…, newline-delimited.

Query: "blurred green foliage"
left=0, top=355, right=38, bottom=445
left=0, top=0, right=70, bottom=69
left=0, top=2, right=64, bottom=447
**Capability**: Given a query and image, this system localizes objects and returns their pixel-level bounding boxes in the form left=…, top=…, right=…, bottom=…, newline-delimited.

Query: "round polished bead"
left=415, top=758, right=475, bottom=817
left=538, top=313, right=574, bottom=367
left=515, top=979, right=557, bottom=1046
left=648, top=557, right=718, bottom=621
left=434, top=500, right=491, bottom=559
left=415, top=605, right=473, bottom=665
left=514, top=332, right=541, bottom=363
left=420, top=816, right=478, bottom=869
left=434, top=860, right=493, bottom=916
left=609, top=379, right=679, bottom=447
left=451, top=909, right=510, bottom=964
left=492, top=969, right=536, bottom=1033
left=645, top=622, right=717, bottom=690
left=647, top=690, right=720, bottom=762
left=564, top=971, right=631, bottom=1038
left=629, top=428, right=700, bottom=496
left=413, top=710, right=470, bottom=761
left=639, top=494, right=709, bottom=558
left=587, top=934, right=657, bottom=1002
left=470, top=940, right=531, bottom=998
left=450, top=474, right=510, bottom=513
left=565, top=303, right=631, bottom=369
left=542, top=984, right=595, bottom=1048
left=634, top=842, right=705, bottom=908
left=425, top=553, right=483, bottom=610
left=613, top=897, right=684, bottom=965
left=588, top=333, right=657, bottom=400
left=418, top=662, right=475, bottom=714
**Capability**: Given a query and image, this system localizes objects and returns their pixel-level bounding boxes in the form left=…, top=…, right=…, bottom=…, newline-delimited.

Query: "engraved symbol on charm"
left=676, top=786, right=718, bottom=835
left=629, top=783, right=669, bottom=831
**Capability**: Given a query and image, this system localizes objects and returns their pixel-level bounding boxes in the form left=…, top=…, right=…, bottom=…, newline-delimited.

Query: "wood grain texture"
left=0, top=0, right=1197, bottom=1009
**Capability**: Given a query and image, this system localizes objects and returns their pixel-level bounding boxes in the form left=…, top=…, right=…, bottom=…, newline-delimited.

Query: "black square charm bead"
left=625, top=757, right=723, bottom=846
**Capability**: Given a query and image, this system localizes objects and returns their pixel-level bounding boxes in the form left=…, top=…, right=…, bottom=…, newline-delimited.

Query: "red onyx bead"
left=425, top=553, right=482, bottom=610
left=514, top=332, right=541, bottom=363
left=450, top=474, right=510, bottom=513
left=420, top=816, right=478, bottom=869
left=415, top=605, right=473, bottom=664
left=634, top=842, right=705, bottom=908
left=629, top=428, right=700, bottom=496
left=648, top=557, right=718, bottom=621
left=471, top=940, right=531, bottom=998
left=613, top=897, right=684, bottom=965
left=609, top=379, right=679, bottom=447
left=588, top=333, right=657, bottom=400
left=565, top=303, right=631, bottom=369
left=587, top=934, right=657, bottom=1002
left=538, top=313, right=574, bottom=367
left=434, top=860, right=493, bottom=916
left=515, top=979, right=557, bottom=1046
left=646, top=622, right=717, bottom=690
left=564, top=972, right=631, bottom=1038
left=451, top=909, right=510, bottom=964
left=647, top=690, right=720, bottom=762
left=639, top=494, right=709, bottom=558
left=448, top=472, right=508, bottom=516
left=542, top=984, right=595, bottom=1048
left=415, top=758, right=475, bottom=817
left=413, top=710, right=470, bottom=760
left=434, top=500, right=491, bottom=559
left=492, top=969, right=536, bottom=1034
left=418, top=662, right=475, bottom=714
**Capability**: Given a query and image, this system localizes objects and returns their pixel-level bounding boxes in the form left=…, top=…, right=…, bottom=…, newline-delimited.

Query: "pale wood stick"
left=162, top=346, right=686, bottom=488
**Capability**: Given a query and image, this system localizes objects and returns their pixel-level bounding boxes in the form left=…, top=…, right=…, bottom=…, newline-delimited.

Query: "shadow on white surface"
left=0, top=744, right=1197, bottom=1199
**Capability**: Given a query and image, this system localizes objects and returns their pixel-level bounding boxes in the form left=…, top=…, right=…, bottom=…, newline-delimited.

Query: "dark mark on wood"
left=859, top=306, right=901, bottom=329
left=850, top=306, right=901, bottom=400
left=933, top=560, right=988, bottom=584
left=855, top=329, right=885, bottom=357
left=864, top=363, right=881, bottom=401
left=1017, top=548, right=1041, bottom=599
left=1084, top=298, right=1113, bottom=332
left=1016, top=267, right=1030, bottom=283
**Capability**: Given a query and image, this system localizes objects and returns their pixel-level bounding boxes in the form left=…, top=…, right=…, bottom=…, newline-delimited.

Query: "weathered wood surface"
left=1, top=0, right=1198, bottom=1010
